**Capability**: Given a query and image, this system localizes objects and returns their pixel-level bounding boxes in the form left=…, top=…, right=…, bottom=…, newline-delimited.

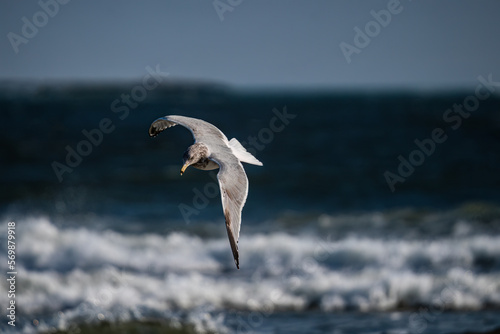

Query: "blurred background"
left=1, top=1, right=500, bottom=333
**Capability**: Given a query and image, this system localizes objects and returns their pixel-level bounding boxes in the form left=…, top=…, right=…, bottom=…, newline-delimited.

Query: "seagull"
left=149, top=115, right=263, bottom=269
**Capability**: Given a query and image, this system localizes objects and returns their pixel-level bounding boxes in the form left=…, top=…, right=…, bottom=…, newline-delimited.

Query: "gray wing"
left=149, top=115, right=228, bottom=146
left=210, top=152, right=249, bottom=270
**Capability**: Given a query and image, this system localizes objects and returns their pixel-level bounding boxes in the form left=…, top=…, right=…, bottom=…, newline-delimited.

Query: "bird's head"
left=181, top=143, right=209, bottom=175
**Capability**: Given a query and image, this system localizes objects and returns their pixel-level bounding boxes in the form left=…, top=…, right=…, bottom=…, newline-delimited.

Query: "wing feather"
left=211, top=154, right=248, bottom=269
left=149, top=115, right=227, bottom=145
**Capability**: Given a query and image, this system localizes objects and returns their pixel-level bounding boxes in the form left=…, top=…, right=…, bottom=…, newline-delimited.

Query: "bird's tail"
left=228, top=138, right=263, bottom=166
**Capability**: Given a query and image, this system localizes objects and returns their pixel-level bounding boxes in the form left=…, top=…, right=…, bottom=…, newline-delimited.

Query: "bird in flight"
left=149, top=115, right=263, bottom=269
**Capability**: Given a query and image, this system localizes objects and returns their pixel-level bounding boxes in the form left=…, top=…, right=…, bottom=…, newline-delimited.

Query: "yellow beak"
left=180, top=163, right=189, bottom=175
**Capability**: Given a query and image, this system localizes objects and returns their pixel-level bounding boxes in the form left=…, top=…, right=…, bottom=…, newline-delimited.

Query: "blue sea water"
left=1, top=82, right=500, bottom=333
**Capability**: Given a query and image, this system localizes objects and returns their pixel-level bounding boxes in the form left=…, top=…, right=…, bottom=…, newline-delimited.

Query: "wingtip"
left=148, top=128, right=158, bottom=137
left=233, top=247, right=240, bottom=269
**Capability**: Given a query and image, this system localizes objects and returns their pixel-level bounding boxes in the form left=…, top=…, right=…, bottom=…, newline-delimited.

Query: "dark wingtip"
left=225, top=219, right=240, bottom=269
left=148, top=127, right=157, bottom=137
left=235, top=240, right=239, bottom=269
left=232, top=247, right=239, bottom=269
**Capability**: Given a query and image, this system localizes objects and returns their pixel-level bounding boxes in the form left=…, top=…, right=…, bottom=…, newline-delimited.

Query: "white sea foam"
left=0, top=216, right=499, bottom=333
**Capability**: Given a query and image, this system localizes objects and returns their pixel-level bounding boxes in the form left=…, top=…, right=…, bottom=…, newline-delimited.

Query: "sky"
left=1, top=0, right=500, bottom=89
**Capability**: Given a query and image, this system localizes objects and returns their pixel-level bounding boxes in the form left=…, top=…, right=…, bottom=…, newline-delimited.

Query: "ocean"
left=1, top=82, right=500, bottom=333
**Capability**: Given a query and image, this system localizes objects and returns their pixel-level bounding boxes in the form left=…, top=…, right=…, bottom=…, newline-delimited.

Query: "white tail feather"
left=228, top=138, right=263, bottom=166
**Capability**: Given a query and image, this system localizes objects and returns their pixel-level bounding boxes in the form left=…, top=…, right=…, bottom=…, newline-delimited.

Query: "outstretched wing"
left=210, top=153, right=249, bottom=269
left=149, top=115, right=228, bottom=146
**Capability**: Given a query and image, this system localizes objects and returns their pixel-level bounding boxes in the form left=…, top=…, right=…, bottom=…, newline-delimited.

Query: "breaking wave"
left=1, top=214, right=499, bottom=333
